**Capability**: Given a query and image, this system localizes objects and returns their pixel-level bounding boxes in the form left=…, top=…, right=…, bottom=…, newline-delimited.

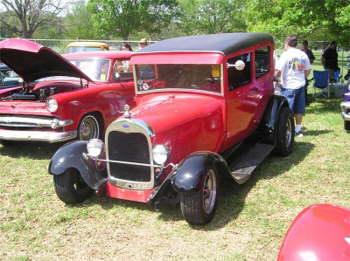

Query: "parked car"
left=0, top=63, right=22, bottom=89
left=49, top=33, right=294, bottom=225
left=0, top=38, right=135, bottom=144
left=278, top=204, right=350, bottom=261
left=66, top=41, right=110, bottom=53
left=340, top=81, right=350, bottom=130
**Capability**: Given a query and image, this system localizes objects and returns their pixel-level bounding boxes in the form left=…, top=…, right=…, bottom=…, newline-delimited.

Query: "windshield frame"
left=133, top=64, right=224, bottom=96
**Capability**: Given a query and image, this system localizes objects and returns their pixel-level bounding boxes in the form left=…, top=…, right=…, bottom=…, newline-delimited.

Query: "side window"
left=228, top=53, right=251, bottom=90
left=113, top=60, right=133, bottom=82
left=255, top=46, right=270, bottom=78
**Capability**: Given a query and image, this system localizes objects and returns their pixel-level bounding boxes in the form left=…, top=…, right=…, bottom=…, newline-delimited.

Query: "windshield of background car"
left=67, top=46, right=106, bottom=53
left=69, top=58, right=110, bottom=82
left=135, top=64, right=222, bottom=94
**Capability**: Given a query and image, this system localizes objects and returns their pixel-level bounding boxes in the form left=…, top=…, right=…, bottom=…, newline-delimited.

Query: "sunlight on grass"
left=0, top=98, right=349, bottom=260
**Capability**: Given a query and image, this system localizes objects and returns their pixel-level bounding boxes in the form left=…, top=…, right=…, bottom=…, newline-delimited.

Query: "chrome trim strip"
left=0, top=129, right=77, bottom=143
left=105, top=118, right=155, bottom=190
left=0, top=115, right=73, bottom=128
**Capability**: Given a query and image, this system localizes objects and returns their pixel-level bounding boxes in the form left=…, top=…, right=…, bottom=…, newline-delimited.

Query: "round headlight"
left=47, top=98, right=58, bottom=112
left=152, top=145, right=169, bottom=165
left=87, top=139, right=104, bottom=158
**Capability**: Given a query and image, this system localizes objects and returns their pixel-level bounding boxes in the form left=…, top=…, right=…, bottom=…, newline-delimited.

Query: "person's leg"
left=294, top=87, right=306, bottom=135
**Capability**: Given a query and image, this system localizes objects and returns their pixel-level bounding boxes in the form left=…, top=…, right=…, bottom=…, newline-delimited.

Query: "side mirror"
left=227, top=60, right=245, bottom=71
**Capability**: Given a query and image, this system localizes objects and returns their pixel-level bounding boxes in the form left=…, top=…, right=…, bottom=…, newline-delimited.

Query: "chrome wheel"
left=78, top=115, right=100, bottom=140
left=202, top=169, right=217, bottom=215
left=286, top=116, right=293, bottom=147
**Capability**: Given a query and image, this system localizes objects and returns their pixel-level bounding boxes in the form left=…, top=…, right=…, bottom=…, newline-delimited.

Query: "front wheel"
left=78, top=114, right=102, bottom=141
left=275, top=106, right=294, bottom=156
left=180, top=168, right=218, bottom=225
left=344, top=121, right=350, bottom=131
left=53, top=168, right=93, bottom=204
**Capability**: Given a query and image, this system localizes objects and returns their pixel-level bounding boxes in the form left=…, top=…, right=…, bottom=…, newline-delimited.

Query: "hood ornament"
left=123, top=104, right=131, bottom=118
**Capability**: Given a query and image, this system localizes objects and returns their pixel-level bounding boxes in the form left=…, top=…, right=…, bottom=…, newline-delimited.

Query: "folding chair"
left=312, top=70, right=329, bottom=98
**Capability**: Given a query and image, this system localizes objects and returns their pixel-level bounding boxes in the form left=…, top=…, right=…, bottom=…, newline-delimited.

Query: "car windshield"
left=67, top=46, right=105, bottom=53
left=69, top=58, right=110, bottom=82
left=135, top=64, right=222, bottom=94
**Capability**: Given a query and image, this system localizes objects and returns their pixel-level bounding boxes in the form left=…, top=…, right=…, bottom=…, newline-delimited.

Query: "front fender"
left=171, top=152, right=229, bottom=193
left=259, top=94, right=290, bottom=143
left=48, top=140, right=107, bottom=190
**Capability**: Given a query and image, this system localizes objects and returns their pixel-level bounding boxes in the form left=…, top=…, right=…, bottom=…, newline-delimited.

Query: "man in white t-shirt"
left=275, top=35, right=311, bottom=137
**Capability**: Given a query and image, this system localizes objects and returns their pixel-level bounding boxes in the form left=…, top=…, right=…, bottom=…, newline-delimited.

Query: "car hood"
left=0, top=38, right=92, bottom=83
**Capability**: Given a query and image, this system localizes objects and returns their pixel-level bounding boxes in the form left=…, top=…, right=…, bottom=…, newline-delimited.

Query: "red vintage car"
left=0, top=38, right=135, bottom=144
left=49, top=33, right=295, bottom=225
left=278, top=204, right=350, bottom=261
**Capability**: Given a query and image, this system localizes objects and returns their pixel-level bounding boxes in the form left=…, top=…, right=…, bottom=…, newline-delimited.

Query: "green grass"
left=0, top=97, right=349, bottom=260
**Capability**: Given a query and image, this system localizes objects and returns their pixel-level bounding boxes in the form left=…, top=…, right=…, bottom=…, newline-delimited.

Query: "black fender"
left=48, top=140, right=107, bottom=190
left=259, top=94, right=290, bottom=143
left=171, top=151, right=231, bottom=193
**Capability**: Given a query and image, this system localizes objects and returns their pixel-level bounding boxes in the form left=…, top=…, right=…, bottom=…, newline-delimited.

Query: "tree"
left=88, top=0, right=180, bottom=40
left=244, top=0, right=350, bottom=47
left=0, top=0, right=64, bottom=38
left=64, top=2, right=99, bottom=40
left=179, top=0, right=246, bottom=35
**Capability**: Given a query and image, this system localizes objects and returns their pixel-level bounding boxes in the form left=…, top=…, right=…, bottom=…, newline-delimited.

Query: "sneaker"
left=295, top=130, right=304, bottom=137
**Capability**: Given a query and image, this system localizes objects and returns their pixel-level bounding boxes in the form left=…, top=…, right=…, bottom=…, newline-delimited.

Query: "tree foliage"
left=179, top=0, right=246, bottom=35
left=0, top=0, right=64, bottom=38
left=88, top=0, right=180, bottom=40
left=245, top=0, right=350, bottom=46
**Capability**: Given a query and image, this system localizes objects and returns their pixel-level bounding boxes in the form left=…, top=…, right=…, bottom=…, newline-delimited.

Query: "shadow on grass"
left=184, top=141, right=315, bottom=230
left=304, top=129, right=332, bottom=136
left=0, top=141, right=63, bottom=159
left=307, top=97, right=342, bottom=114
left=57, top=141, right=315, bottom=229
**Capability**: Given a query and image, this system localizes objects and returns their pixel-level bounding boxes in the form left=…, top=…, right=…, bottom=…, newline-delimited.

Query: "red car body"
left=49, top=33, right=295, bottom=225
left=278, top=204, right=350, bottom=261
left=0, top=38, right=134, bottom=143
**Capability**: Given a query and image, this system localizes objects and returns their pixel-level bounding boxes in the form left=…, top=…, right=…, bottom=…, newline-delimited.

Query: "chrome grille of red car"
left=108, top=131, right=151, bottom=182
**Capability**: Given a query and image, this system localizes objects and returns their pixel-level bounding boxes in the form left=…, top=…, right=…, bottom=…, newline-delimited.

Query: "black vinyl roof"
left=137, top=33, right=274, bottom=55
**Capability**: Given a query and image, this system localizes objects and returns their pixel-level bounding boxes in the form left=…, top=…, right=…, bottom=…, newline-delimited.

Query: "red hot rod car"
left=0, top=38, right=134, bottom=144
left=49, top=33, right=295, bottom=225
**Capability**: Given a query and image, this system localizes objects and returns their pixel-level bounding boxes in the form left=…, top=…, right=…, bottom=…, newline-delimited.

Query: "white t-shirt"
left=276, top=47, right=311, bottom=89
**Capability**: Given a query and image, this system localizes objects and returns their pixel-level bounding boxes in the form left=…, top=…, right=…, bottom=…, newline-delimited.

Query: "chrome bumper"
left=0, top=129, right=77, bottom=143
left=0, top=115, right=73, bottom=129
left=340, top=101, right=350, bottom=121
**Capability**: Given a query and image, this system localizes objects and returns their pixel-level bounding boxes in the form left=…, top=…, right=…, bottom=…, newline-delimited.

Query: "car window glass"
left=135, top=64, right=221, bottom=94
left=113, top=60, right=133, bottom=82
left=69, top=58, right=110, bottom=82
left=228, top=53, right=251, bottom=90
left=255, top=46, right=270, bottom=78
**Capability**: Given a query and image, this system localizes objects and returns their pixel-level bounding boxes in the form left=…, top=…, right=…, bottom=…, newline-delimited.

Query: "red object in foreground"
left=0, top=38, right=135, bottom=143
left=278, top=204, right=350, bottom=261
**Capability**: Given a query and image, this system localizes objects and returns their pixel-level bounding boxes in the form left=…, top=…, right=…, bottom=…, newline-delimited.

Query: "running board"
left=230, top=143, right=274, bottom=184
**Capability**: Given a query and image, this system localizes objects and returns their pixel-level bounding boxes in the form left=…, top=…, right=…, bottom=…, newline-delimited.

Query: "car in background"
left=278, top=204, right=350, bottom=261
left=340, top=81, right=350, bottom=130
left=0, top=38, right=135, bottom=144
left=0, top=63, right=22, bottom=89
left=66, top=41, right=110, bottom=53
left=49, top=33, right=294, bottom=225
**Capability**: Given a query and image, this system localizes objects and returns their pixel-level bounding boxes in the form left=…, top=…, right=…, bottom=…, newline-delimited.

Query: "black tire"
left=345, top=121, right=350, bottom=131
left=78, top=114, right=102, bottom=141
left=275, top=106, right=295, bottom=156
left=53, top=168, right=93, bottom=204
left=180, top=168, right=218, bottom=225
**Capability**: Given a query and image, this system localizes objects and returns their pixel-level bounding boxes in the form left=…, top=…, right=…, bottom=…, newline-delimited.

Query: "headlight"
left=87, top=139, right=104, bottom=158
left=47, top=98, right=58, bottom=112
left=152, top=145, right=169, bottom=165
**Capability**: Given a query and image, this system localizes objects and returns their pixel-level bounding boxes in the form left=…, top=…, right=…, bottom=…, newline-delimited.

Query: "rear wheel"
left=53, top=168, right=93, bottom=204
left=78, top=114, right=102, bottom=141
left=344, top=121, right=350, bottom=131
left=275, top=106, right=294, bottom=156
left=180, top=168, right=218, bottom=225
